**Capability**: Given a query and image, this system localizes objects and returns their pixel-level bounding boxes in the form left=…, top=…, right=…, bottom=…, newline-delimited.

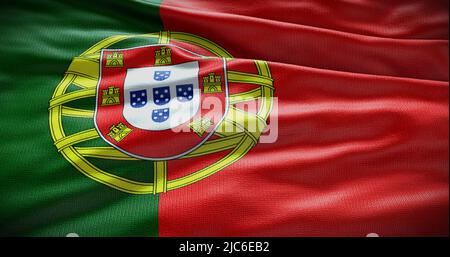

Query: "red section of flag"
left=95, top=46, right=227, bottom=159
left=160, top=0, right=448, bottom=81
left=158, top=0, right=449, bottom=236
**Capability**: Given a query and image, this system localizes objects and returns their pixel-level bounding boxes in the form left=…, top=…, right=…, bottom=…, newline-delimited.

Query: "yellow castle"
left=203, top=72, right=222, bottom=93
left=108, top=122, right=132, bottom=142
left=105, top=52, right=124, bottom=67
left=101, top=86, right=120, bottom=106
left=155, top=47, right=172, bottom=65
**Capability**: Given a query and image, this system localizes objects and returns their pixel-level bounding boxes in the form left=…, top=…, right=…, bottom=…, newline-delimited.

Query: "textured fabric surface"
left=158, top=0, right=448, bottom=236
left=0, top=0, right=448, bottom=236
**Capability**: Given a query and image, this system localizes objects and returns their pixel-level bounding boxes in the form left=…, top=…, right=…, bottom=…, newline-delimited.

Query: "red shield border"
left=94, top=44, right=229, bottom=160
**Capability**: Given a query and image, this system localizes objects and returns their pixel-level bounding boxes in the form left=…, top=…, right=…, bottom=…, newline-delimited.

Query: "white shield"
left=123, top=61, right=200, bottom=130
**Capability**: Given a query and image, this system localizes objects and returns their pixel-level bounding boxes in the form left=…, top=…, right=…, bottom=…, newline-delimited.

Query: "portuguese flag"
left=0, top=0, right=448, bottom=236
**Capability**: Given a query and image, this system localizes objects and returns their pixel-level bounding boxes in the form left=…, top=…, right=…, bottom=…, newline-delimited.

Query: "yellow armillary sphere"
left=49, top=31, right=274, bottom=194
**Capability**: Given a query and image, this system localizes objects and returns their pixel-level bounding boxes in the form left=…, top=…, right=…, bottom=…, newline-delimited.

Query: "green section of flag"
left=0, top=0, right=163, bottom=236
